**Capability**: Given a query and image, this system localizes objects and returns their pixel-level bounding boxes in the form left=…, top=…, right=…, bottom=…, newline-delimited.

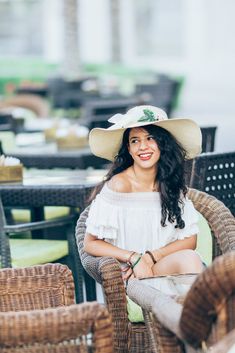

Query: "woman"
left=84, top=105, right=204, bottom=284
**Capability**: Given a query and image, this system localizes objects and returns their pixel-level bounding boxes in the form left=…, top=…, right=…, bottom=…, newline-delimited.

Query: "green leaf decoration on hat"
left=138, top=109, right=157, bottom=122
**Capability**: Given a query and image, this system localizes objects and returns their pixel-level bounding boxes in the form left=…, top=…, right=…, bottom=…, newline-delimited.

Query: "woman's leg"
left=152, top=249, right=203, bottom=276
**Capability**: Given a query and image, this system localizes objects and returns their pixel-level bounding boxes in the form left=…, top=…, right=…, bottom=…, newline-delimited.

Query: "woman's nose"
left=139, top=139, right=148, bottom=149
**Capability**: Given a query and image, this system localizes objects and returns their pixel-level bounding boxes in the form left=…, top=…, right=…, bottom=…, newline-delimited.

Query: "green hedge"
left=0, top=57, right=58, bottom=94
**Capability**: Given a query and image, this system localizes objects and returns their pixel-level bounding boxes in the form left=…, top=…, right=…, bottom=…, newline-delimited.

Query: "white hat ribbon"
left=108, top=108, right=167, bottom=129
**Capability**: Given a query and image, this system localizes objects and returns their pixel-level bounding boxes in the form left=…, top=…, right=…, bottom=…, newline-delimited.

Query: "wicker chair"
left=0, top=263, right=113, bottom=353
left=75, top=188, right=235, bottom=353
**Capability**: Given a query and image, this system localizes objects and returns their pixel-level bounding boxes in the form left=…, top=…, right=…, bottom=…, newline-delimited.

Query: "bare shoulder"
left=108, top=172, right=132, bottom=193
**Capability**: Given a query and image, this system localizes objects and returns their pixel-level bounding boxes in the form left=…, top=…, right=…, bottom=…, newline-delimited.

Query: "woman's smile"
left=138, top=152, right=153, bottom=161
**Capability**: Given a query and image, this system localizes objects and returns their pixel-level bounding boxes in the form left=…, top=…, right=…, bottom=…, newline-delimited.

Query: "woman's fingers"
left=133, top=258, right=154, bottom=278
left=121, top=264, right=130, bottom=273
left=122, top=267, right=133, bottom=280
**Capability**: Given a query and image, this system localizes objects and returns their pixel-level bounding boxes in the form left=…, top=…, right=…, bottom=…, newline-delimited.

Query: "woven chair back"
left=189, top=151, right=235, bottom=216
left=0, top=263, right=75, bottom=312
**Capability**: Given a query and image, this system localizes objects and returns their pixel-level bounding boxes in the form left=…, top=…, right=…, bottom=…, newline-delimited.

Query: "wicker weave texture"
left=0, top=264, right=114, bottom=353
left=0, top=185, right=91, bottom=208
left=153, top=318, right=184, bottom=353
left=0, top=263, right=75, bottom=311
left=180, top=252, right=235, bottom=348
left=0, top=302, right=113, bottom=353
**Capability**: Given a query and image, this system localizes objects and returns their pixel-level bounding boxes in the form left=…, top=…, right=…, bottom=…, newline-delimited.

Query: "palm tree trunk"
left=62, top=0, right=80, bottom=78
left=110, top=0, right=121, bottom=63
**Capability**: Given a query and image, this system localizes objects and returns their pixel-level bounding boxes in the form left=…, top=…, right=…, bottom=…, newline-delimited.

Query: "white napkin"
left=0, top=155, right=21, bottom=166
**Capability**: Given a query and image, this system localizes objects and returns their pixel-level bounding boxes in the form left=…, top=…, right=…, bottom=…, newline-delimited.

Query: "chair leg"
left=67, top=228, right=85, bottom=303
left=69, top=228, right=97, bottom=302
left=30, top=206, right=45, bottom=238
left=84, top=271, right=97, bottom=301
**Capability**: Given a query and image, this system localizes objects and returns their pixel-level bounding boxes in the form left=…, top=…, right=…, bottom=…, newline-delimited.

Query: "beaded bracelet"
left=145, top=250, right=157, bottom=264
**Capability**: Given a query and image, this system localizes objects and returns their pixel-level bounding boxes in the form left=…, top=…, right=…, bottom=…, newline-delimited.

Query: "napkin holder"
left=0, top=164, right=23, bottom=182
left=44, top=127, right=57, bottom=142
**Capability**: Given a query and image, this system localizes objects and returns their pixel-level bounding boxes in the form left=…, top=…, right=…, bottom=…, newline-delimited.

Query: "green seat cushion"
left=10, top=239, right=68, bottom=267
left=127, top=296, right=144, bottom=322
left=11, top=206, right=70, bottom=223
left=126, top=213, right=212, bottom=323
left=196, top=213, right=212, bottom=266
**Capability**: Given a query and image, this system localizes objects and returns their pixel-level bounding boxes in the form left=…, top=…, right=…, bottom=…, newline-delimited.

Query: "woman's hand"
left=132, top=255, right=153, bottom=279
left=121, top=264, right=133, bottom=281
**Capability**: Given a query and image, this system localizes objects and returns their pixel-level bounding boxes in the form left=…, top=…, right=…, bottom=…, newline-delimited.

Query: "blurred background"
left=0, top=0, right=234, bottom=152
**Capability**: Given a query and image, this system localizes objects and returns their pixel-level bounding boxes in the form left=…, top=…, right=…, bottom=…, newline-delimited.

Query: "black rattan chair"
left=135, top=76, right=182, bottom=117
left=185, top=126, right=217, bottom=185
left=81, top=97, right=144, bottom=129
left=189, top=151, right=235, bottom=216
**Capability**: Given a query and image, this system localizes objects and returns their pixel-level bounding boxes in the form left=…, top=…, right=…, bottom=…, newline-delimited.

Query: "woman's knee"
left=177, top=249, right=203, bottom=273
left=153, top=249, right=203, bottom=276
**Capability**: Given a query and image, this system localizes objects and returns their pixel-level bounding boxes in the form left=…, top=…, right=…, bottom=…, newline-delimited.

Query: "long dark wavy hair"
left=89, top=125, right=188, bottom=229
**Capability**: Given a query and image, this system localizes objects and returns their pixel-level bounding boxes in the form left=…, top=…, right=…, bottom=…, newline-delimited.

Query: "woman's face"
left=128, top=127, right=160, bottom=168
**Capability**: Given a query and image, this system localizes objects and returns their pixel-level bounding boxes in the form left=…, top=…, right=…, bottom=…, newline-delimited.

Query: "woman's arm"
left=142, top=235, right=197, bottom=265
left=84, top=233, right=132, bottom=262
left=84, top=233, right=153, bottom=279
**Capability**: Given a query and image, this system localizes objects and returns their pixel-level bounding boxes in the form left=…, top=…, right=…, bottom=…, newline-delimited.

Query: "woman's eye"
left=130, top=139, right=138, bottom=144
left=147, top=136, right=154, bottom=140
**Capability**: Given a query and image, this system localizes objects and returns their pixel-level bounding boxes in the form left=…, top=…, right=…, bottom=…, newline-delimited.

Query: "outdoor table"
left=9, top=148, right=109, bottom=169
left=10, top=147, right=90, bottom=169
left=126, top=274, right=198, bottom=352
left=8, top=136, right=109, bottom=169
left=0, top=168, right=106, bottom=302
left=0, top=168, right=106, bottom=216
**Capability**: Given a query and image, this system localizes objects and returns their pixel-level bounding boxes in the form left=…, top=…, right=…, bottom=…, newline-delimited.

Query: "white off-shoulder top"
left=86, top=183, right=199, bottom=254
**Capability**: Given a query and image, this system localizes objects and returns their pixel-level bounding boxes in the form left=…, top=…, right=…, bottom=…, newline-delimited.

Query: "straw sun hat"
left=89, top=105, right=202, bottom=161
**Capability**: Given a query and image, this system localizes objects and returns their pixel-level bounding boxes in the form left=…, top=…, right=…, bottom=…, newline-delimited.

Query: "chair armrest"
left=98, top=256, right=131, bottom=353
left=188, top=188, right=235, bottom=256
left=75, top=207, right=130, bottom=352
left=180, top=252, right=235, bottom=348
left=4, top=214, right=76, bottom=233
left=0, top=302, right=113, bottom=352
